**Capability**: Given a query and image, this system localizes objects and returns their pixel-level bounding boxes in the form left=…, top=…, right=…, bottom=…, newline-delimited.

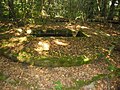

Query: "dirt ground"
left=0, top=55, right=119, bottom=90
left=0, top=21, right=120, bottom=90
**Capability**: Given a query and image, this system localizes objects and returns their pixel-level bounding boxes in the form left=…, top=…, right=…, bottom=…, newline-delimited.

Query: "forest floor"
left=0, top=21, right=120, bottom=90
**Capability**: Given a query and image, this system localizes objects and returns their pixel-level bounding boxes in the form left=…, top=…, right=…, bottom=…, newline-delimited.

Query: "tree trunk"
left=87, top=1, right=94, bottom=19
left=118, top=0, right=120, bottom=22
left=107, top=0, right=116, bottom=20
left=101, top=0, right=107, bottom=18
left=8, top=0, right=16, bottom=19
left=96, top=0, right=101, bottom=14
left=0, top=1, right=3, bottom=17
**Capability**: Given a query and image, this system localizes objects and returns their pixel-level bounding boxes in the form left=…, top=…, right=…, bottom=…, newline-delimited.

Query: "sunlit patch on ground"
left=34, top=41, right=50, bottom=54
left=17, top=51, right=31, bottom=62
left=80, top=26, right=89, bottom=29
left=53, top=39, right=69, bottom=46
left=9, top=37, right=27, bottom=43
left=16, top=28, right=23, bottom=33
left=26, top=29, right=32, bottom=34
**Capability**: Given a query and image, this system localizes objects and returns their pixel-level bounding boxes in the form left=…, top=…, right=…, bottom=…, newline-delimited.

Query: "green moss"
left=30, top=55, right=91, bottom=67
left=0, top=72, right=8, bottom=81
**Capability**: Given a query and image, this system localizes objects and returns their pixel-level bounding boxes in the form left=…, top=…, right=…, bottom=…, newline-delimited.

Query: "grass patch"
left=0, top=72, right=8, bottom=81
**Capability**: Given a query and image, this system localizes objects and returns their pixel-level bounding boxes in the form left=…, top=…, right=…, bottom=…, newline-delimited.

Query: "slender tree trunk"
left=8, top=0, right=16, bottom=19
left=118, top=0, right=120, bottom=22
left=96, top=0, right=101, bottom=16
left=87, top=1, right=94, bottom=19
left=69, top=0, right=72, bottom=19
left=101, top=0, right=107, bottom=18
left=107, top=0, right=116, bottom=20
left=0, top=1, right=3, bottom=17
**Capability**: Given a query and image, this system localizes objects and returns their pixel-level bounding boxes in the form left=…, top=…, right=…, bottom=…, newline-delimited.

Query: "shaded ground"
left=0, top=55, right=119, bottom=90
left=0, top=21, right=120, bottom=89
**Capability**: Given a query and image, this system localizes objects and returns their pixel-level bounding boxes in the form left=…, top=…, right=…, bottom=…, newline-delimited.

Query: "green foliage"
left=107, top=65, right=117, bottom=72
left=0, top=0, right=119, bottom=23
left=54, top=81, right=63, bottom=90
left=75, top=80, right=88, bottom=87
left=91, top=74, right=105, bottom=81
